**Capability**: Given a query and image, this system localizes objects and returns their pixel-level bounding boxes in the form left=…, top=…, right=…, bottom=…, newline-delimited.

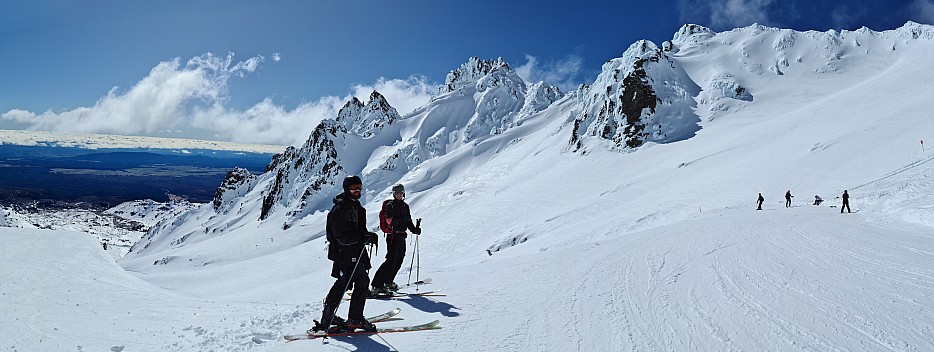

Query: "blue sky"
left=2, top=0, right=932, bottom=145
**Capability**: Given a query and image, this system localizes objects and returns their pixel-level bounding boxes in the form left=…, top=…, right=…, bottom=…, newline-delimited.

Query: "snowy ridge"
left=7, top=22, right=934, bottom=351
left=131, top=56, right=563, bottom=254
left=570, top=40, right=701, bottom=151
left=123, top=21, right=934, bottom=273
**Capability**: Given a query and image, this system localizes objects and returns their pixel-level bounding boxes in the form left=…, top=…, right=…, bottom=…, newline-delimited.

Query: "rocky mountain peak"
left=672, top=24, right=715, bottom=47
left=335, top=91, right=400, bottom=138
left=213, top=167, right=256, bottom=212
left=570, top=39, right=700, bottom=151
left=441, top=57, right=513, bottom=94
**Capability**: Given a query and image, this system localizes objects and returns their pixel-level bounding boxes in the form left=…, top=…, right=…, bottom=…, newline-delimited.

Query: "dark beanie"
left=392, top=184, right=405, bottom=193
left=343, top=175, right=362, bottom=192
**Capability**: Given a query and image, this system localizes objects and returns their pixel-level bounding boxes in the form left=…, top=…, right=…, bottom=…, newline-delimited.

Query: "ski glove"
left=411, top=227, right=422, bottom=235
left=367, top=231, right=379, bottom=244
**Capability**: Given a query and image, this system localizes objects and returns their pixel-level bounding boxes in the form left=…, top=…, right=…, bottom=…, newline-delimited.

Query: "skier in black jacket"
left=841, top=190, right=851, bottom=213
left=313, top=175, right=378, bottom=333
left=371, top=184, right=421, bottom=295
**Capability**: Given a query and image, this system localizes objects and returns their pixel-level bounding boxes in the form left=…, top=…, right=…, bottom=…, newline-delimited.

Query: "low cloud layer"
left=1, top=53, right=438, bottom=147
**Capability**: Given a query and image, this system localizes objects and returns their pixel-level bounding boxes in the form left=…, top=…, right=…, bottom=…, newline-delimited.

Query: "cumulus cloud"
left=190, top=96, right=346, bottom=147
left=350, top=76, right=437, bottom=117
left=515, top=54, right=583, bottom=93
left=2, top=52, right=261, bottom=138
left=1, top=52, right=439, bottom=147
left=272, top=52, right=281, bottom=62
left=911, top=0, right=934, bottom=24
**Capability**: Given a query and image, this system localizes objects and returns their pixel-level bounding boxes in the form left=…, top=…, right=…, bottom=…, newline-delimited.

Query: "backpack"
left=378, top=199, right=393, bottom=234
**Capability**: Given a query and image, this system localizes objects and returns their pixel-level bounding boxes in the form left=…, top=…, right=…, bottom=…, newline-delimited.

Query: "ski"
left=302, top=307, right=402, bottom=336
left=284, top=320, right=441, bottom=341
left=395, top=278, right=432, bottom=290
left=363, top=307, right=403, bottom=323
left=344, top=289, right=446, bottom=300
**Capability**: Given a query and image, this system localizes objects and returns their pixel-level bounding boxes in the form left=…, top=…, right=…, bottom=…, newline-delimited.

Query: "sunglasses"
left=349, top=187, right=362, bottom=192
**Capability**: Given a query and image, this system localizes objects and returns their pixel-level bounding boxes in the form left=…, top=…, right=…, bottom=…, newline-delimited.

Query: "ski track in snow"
left=6, top=24, right=934, bottom=351
left=5, top=191, right=934, bottom=351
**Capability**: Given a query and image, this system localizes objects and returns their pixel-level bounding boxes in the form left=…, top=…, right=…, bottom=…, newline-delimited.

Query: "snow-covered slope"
left=5, top=22, right=934, bottom=351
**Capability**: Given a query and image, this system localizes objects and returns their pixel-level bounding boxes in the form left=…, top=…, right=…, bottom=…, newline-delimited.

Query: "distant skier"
left=813, top=195, right=823, bottom=206
left=756, top=193, right=764, bottom=210
left=371, top=184, right=422, bottom=295
left=841, top=190, right=851, bottom=213
left=313, top=175, right=379, bottom=333
left=785, top=190, right=794, bottom=208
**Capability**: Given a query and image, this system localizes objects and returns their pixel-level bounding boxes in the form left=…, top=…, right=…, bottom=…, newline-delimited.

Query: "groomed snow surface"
left=4, top=204, right=934, bottom=351
left=4, top=23, right=934, bottom=351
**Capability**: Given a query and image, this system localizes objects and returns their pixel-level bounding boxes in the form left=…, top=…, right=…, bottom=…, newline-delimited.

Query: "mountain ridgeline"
left=134, top=22, right=934, bottom=258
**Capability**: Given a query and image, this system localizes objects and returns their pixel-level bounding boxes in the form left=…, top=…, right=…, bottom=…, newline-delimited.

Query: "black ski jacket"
left=326, top=192, right=372, bottom=270
left=384, top=199, right=419, bottom=237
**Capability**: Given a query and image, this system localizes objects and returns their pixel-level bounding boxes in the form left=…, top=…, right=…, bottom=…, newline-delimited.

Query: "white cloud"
left=710, top=0, right=776, bottom=28
left=1, top=52, right=440, bottom=147
left=350, top=76, right=438, bottom=117
left=190, top=96, right=345, bottom=147
left=678, top=0, right=776, bottom=29
left=2, top=53, right=254, bottom=137
left=272, top=52, right=281, bottom=62
left=515, top=54, right=583, bottom=93
left=911, top=0, right=934, bottom=24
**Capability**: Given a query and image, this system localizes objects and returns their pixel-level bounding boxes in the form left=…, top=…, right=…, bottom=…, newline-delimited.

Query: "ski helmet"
left=343, top=175, right=362, bottom=192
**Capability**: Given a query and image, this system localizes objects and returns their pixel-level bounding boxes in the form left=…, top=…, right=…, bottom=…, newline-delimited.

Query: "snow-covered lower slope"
left=5, top=22, right=934, bottom=351
left=4, top=204, right=933, bottom=351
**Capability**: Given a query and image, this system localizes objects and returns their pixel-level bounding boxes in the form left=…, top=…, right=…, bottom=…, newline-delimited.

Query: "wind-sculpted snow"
left=19, top=21, right=925, bottom=351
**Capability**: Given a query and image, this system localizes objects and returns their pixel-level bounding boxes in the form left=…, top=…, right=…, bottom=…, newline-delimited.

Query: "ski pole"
left=406, top=218, right=421, bottom=287
left=407, top=234, right=416, bottom=286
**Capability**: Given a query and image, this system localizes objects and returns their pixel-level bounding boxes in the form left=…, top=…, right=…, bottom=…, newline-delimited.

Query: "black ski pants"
left=372, top=234, right=406, bottom=288
left=323, top=262, right=370, bottom=320
left=841, top=200, right=851, bottom=213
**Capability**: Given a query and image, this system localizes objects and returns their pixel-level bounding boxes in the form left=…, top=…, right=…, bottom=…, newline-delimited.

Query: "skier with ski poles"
left=371, top=183, right=422, bottom=295
left=785, top=190, right=794, bottom=208
left=312, top=175, right=379, bottom=333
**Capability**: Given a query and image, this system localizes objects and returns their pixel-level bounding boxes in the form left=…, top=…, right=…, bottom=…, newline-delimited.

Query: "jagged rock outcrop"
left=212, top=167, right=256, bottom=213
left=260, top=119, right=346, bottom=222
left=437, top=57, right=562, bottom=142
left=570, top=40, right=701, bottom=151
left=336, top=91, right=400, bottom=138
left=671, top=24, right=716, bottom=47
left=441, top=57, right=514, bottom=94
left=256, top=90, right=402, bottom=225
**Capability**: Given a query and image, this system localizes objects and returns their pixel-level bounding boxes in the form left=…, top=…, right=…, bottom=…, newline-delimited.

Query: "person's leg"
left=320, top=270, right=351, bottom=327
left=347, top=271, right=370, bottom=320
left=383, top=237, right=406, bottom=288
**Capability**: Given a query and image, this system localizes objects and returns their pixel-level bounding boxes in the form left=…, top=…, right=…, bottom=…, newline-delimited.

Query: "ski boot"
left=345, top=317, right=377, bottom=332
left=309, top=315, right=346, bottom=334
left=370, top=285, right=393, bottom=297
